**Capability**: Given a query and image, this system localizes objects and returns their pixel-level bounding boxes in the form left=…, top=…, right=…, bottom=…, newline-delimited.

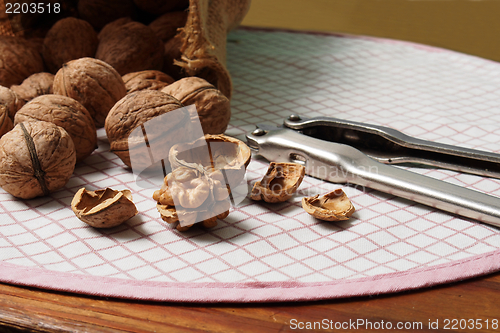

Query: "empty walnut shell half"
left=0, top=121, right=76, bottom=199
left=251, top=162, right=306, bottom=203
left=169, top=134, right=251, bottom=186
left=302, top=189, right=355, bottom=221
left=53, top=57, right=127, bottom=128
left=71, top=188, right=138, bottom=228
left=14, top=94, right=97, bottom=163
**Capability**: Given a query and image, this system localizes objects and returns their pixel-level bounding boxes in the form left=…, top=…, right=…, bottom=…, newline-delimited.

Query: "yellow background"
left=241, top=0, right=500, bottom=63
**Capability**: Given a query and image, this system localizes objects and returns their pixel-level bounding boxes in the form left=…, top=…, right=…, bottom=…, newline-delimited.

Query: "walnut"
left=0, top=105, right=13, bottom=138
left=10, top=72, right=54, bottom=103
left=251, top=162, right=306, bottom=203
left=0, top=121, right=76, bottom=199
left=149, top=11, right=188, bottom=42
left=0, top=86, right=25, bottom=120
left=42, top=17, right=98, bottom=74
left=0, top=36, right=45, bottom=87
left=133, top=0, right=184, bottom=15
left=104, top=89, right=184, bottom=168
left=14, top=94, right=97, bottom=162
left=122, top=70, right=174, bottom=94
left=302, top=189, right=356, bottom=221
left=95, top=20, right=164, bottom=76
left=154, top=134, right=251, bottom=231
left=154, top=167, right=231, bottom=232
left=161, top=77, right=231, bottom=134
left=78, top=0, right=136, bottom=31
left=52, top=57, right=127, bottom=128
left=71, top=187, right=138, bottom=228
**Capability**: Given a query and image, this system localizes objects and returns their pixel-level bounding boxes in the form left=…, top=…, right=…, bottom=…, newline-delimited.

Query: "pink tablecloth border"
left=1, top=249, right=499, bottom=303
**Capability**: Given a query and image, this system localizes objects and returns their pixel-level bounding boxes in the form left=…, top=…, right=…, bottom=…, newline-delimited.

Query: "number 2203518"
left=5, top=2, right=61, bottom=14
left=443, top=319, right=498, bottom=330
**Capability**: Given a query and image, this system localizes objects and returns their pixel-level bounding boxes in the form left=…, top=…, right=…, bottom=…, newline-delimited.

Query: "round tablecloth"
left=1, top=28, right=500, bottom=302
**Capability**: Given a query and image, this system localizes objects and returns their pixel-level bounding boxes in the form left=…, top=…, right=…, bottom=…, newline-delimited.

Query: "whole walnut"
left=10, top=72, right=54, bottom=103
left=14, top=95, right=97, bottom=162
left=78, top=0, right=136, bottom=31
left=161, top=77, right=231, bottom=134
left=122, top=70, right=175, bottom=94
left=133, top=0, right=184, bottom=15
left=0, top=86, right=25, bottom=120
left=0, top=105, right=13, bottom=138
left=95, top=21, right=164, bottom=76
left=149, top=11, right=188, bottom=42
left=42, top=17, right=98, bottom=73
left=104, top=90, right=184, bottom=168
left=0, top=36, right=45, bottom=87
left=0, top=121, right=76, bottom=199
left=52, top=57, right=127, bottom=128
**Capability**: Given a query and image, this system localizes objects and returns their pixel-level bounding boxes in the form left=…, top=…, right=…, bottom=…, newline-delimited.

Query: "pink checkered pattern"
left=1, top=28, right=500, bottom=302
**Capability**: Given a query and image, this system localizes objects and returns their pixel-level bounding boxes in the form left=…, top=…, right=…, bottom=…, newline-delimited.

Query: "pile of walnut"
left=0, top=1, right=233, bottom=229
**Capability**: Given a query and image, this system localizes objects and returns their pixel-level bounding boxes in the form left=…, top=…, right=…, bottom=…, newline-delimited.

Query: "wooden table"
left=1, top=271, right=499, bottom=332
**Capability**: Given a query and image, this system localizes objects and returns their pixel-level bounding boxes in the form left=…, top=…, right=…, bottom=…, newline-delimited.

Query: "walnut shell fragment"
left=0, top=86, right=24, bottom=120
left=251, top=162, right=305, bottom=203
left=53, top=57, right=127, bottom=128
left=95, top=20, right=164, bottom=76
left=0, top=121, right=76, bottom=199
left=0, top=36, right=45, bottom=87
left=122, top=70, right=174, bottom=94
left=161, top=77, right=231, bottom=134
left=14, top=95, right=97, bottom=162
left=71, top=188, right=138, bottom=228
left=10, top=72, right=54, bottom=103
left=42, top=18, right=98, bottom=74
left=302, top=189, right=355, bottom=221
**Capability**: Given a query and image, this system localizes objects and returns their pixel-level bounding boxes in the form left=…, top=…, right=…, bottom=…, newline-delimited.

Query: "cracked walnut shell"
left=0, top=121, right=76, bottom=199
left=14, top=95, right=97, bottom=162
left=71, top=188, right=138, bottom=228
left=302, top=189, right=355, bottom=221
left=52, top=57, right=127, bottom=128
left=251, top=162, right=306, bottom=203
